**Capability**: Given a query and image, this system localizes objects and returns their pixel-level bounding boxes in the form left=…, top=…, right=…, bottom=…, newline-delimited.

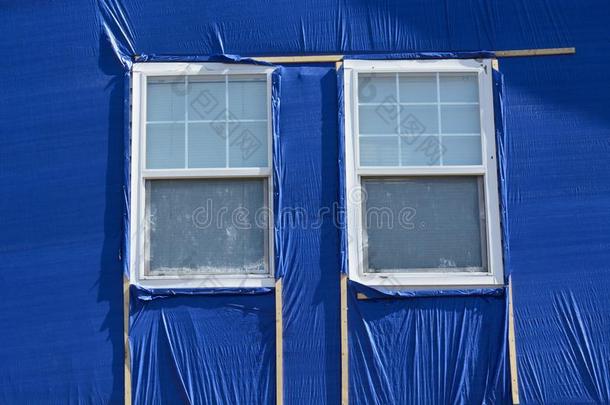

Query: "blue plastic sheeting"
left=0, top=2, right=126, bottom=403
left=277, top=66, right=342, bottom=404
left=504, top=54, right=610, bottom=404
left=129, top=289, right=275, bottom=404
left=2, top=0, right=610, bottom=404
left=344, top=51, right=495, bottom=60
left=348, top=286, right=510, bottom=404
left=132, top=285, right=273, bottom=301
left=350, top=280, right=505, bottom=299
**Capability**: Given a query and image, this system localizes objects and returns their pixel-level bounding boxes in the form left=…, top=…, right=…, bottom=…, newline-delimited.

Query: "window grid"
left=184, top=76, right=189, bottom=168
left=395, top=73, right=402, bottom=166
left=436, top=73, right=443, bottom=165
left=145, top=75, right=269, bottom=170
left=224, top=75, right=229, bottom=168
left=147, top=119, right=267, bottom=123
left=356, top=72, right=481, bottom=168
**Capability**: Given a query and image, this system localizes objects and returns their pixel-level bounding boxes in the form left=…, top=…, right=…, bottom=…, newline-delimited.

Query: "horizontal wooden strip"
left=251, top=55, right=343, bottom=63
left=495, top=47, right=575, bottom=57
left=251, top=48, right=575, bottom=64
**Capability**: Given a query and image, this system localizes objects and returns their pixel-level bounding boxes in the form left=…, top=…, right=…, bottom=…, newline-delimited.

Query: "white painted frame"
left=130, top=62, right=276, bottom=289
left=343, top=59, right=504, bottom=288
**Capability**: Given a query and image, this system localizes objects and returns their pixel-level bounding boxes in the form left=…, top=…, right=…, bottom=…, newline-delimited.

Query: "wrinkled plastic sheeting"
left=0, top=0, right=606, bottom=403
left=348, top=281, right=511, bottom=404
left=344, top=51, right=495, bottom=60
left=351, top=280, right=505, bottom=299
left=501, top=53, right=610, bottom=404
left=277, top=65, right=342, bottom=404
left=129, top=287, right=275, bottom=404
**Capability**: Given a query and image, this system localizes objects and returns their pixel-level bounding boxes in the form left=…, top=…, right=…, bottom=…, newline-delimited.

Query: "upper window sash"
left=347, top=59, right=493, bottom=176
left=132, top=63, right=275, bottom=179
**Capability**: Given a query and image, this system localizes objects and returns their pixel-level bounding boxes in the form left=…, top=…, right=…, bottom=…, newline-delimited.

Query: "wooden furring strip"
left=251, top=47, right=575, bottom=64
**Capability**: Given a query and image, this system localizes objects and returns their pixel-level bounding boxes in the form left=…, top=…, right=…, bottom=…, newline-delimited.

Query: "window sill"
left=350, top=271, right=503, bottom=289
left=133, top=274, right=276, bottom=289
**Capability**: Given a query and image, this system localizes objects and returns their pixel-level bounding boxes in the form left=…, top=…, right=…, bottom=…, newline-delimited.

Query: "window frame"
left=342, top=58, right=504, bottom=288
left=130, top=62, right=276, bottom=289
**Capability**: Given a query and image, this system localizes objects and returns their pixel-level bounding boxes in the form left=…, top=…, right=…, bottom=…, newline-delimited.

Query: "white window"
left=342, top=59, right=503, bottom=287
left=130, top=63, right=275, bottom=288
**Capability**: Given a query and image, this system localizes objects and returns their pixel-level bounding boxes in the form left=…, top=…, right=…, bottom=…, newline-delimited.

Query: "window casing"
left=130, top=63, right=275, bottom=288
left=342, top=59, right=503, bottom=287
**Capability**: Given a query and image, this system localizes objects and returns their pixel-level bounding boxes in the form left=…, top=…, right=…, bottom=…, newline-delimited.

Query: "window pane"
left=360, top=136, right=399, bottom=166
left=147, top=74, right=269, bottom=170
left=443, top=136, right=482, bottom=165
left=359, top=105, right=398, bottom=135
left=228, top=78, right=267, bottom=120
left=228, top=122, right=268, bottom=167
left=147, top=77, right=185, bottom=122
left=358, top=74, right=396, bottom=104
left=398, top=73, right=436, bottom=103
left=439, top=73, right=478, bottom=102
left=441, top=104, right=480, bottom=134
left=357, top=71, right=485, bottom=168
left=146, top=179, right=267, bottom=275
left=187, top=77, right=225, bottom=121
left=362, top=177, right=486, bottom=273
left=400, top=105, right=438, bottom=134
left=401, top=136, right=441, bottom=166
left=146, top=123, right=185, bottom=168
left=187, top=123, right=226, bottom=168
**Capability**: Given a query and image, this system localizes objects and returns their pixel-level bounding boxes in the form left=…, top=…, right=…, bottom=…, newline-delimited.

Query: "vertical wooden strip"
left=508, top=274, right=520, bottom=404
left=275, top=279, right=284, bottom=405
left=508, top=279, right=520, bottom=403
left=336, top=59, right=348, bottom=405
left=492, top=58, right=520, bottom=404
left=340, top=274, right=349, bottom=405
left=123, top=275, right=132, bottom=405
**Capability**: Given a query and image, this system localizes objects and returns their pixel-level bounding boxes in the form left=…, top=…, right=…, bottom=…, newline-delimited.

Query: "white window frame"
left=130, top=62, right=276, bottom=289
left=343, top=59, right=504, bottom=288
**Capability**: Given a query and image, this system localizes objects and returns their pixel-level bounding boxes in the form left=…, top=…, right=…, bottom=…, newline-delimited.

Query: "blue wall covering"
left=1, top=0, right=609, bottom=403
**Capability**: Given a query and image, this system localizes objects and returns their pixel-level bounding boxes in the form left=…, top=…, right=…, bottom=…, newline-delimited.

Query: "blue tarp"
left=1, top=0, right=609, bottom=404
left=348, top=281, right=510, bottom=404
left=129, top=287, right=276, bottom=404
left=277, top=65, right=342, bottom=404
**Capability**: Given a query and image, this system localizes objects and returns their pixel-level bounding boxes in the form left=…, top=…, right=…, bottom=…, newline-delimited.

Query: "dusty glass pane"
left=362, top=177, right=486, bottom=273
left=146, top=179, right=267, bottom=275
